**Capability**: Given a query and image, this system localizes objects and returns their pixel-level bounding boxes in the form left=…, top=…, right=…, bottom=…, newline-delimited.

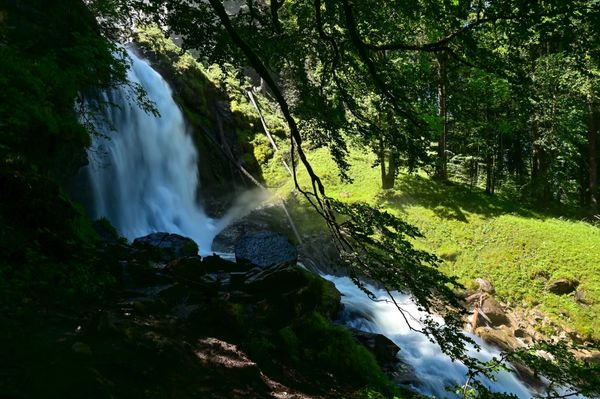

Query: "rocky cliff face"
left=133, top=26, right=282, bottom=218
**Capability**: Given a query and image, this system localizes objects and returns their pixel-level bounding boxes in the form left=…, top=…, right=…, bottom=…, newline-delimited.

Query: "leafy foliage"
left=0, top=0, right=129, bottom=300
left=507, top=341, right=600, bottom=398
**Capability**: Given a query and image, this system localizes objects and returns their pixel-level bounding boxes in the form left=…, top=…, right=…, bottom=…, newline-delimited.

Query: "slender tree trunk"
left=382, top=152, right=398, bottom=189
left=531, top=118, right=549, bottom=203
left=587, top=102, right=598, bottom=211
left=485, top=152, right=494, bottom=195
left=378, top=136, right=397, bottom=189
left=378, top=136, right=387, bottom=188
left=436, top=54, right=448, bottom=180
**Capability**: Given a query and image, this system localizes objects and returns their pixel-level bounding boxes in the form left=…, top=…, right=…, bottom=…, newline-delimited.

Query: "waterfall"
left=85, top=49, right=215, bottom=253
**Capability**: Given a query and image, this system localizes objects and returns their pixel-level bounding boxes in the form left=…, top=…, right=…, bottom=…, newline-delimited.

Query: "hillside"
left=260, top=146, right=600, bottom=341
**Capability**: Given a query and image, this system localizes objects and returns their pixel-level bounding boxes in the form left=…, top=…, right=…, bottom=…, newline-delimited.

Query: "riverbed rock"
left=212, top=205, right=285, bottom=253
left=167, top=254, right=242, bottom=280
left=475, top=325, right=523, bottom=351
left=468, top=294, right=510, bottom=328
left=242, top=263, right=341, bottom=325
left=480, top=296, right=510, bottom=326
left=299, top=233, right=345, bottom=275
left=235, top=231, right=298, bottom=270
left=350, top=329, right=400, bottom=365
left=167, top=256, right=203, bottom=280
left=133, top=232, right=199, bottom=261
left=475, top=278, right=495, bottom=294
left=202, top=254, right=247, bottom=273
left=244, top=263, right=307, bottom=293
left=547, top=278, right=579, bottom=295
left=576, top=349, right=600, bottom=365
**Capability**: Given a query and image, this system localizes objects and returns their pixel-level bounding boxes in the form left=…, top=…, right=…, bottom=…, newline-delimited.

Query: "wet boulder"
left=234, top=231, right=297, bottom=270
left=133, top=232, right=199, bottom=262
left=350, top=329, right=400, bottom=365
left=212, top=205, right=282, bottom=253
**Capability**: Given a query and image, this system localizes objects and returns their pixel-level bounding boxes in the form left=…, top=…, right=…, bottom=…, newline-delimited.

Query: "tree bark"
left=382, top=153, right=398, bottom=189
left=485, top=152, right=495, bottom=195
left=588, top=101, right=598, bottom=211
left=378, top=136, right=387, bottom=188
left=379, top=137, right=397, bottom=189
left=530, top=118, right=549, bottom=203
left=436, top=54, right=448, bottom=180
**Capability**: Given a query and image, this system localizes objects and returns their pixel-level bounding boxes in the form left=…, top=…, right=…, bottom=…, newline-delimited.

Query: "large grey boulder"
left=234, top=231, right=298, bottom=270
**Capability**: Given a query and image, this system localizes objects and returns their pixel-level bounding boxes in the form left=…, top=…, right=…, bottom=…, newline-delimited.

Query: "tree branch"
left=206, top=0, right=348, bottom=244
left=340, top=0, right=419, bottom=126
left=270, top=0, right=283, bottom=33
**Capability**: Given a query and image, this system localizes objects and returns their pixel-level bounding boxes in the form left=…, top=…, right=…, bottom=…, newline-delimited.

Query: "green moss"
left=279, top=312, right=396, bottom=395
left=252, top=135, right=274, bottom=164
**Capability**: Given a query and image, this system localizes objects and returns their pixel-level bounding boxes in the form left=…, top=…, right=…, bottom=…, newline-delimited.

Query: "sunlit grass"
left=262, top=146, right=600, bottom=340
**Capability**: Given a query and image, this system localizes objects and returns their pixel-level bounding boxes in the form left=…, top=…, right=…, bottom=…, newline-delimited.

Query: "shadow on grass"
left=377, top=174, right=539, bottom=223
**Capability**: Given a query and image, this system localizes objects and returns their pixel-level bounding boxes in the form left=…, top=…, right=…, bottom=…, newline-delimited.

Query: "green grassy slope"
left=263, top=147, right=600, bottom=340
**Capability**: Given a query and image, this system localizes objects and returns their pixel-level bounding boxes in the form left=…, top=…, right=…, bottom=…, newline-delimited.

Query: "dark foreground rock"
left=1, top=229, right=401, bottom=399
left=350, top=329, right=401, bottom=365
left=133, top=232, right=199, bottom=261
left=547, top=278, right=579, bottom=295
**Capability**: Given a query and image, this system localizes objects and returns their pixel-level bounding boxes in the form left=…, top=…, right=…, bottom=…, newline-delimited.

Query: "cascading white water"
left=324, top=275, right=535, bottom=398
left=85, top=49, right=215, bottom=252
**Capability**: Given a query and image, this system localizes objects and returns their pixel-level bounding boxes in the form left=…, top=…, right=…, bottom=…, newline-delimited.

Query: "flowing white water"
left=325, top=275, right=536, bottom=398
left=85, top=49, right=216, bottom=253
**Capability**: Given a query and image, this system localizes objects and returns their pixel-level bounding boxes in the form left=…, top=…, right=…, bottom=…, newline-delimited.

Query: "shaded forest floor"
left=260, top=147, right=600, bottom=341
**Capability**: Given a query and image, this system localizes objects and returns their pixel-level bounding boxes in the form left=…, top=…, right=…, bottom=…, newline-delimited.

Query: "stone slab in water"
left=234, top=231, right=297, bottom=270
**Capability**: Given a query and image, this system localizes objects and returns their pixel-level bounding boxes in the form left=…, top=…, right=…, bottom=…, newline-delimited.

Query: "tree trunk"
left=378, top=136, right=387, bottom=187
left=587, top=101, right=598, bottom=211
left=485, top=153, right=494, bottom=195
left=379, top=137, right=397, bottom=189
left=435, top=54, right=448, bottom=180
left=382, top=153, right=398, bottom=189
left=531, top=118, right=549, bottom=203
